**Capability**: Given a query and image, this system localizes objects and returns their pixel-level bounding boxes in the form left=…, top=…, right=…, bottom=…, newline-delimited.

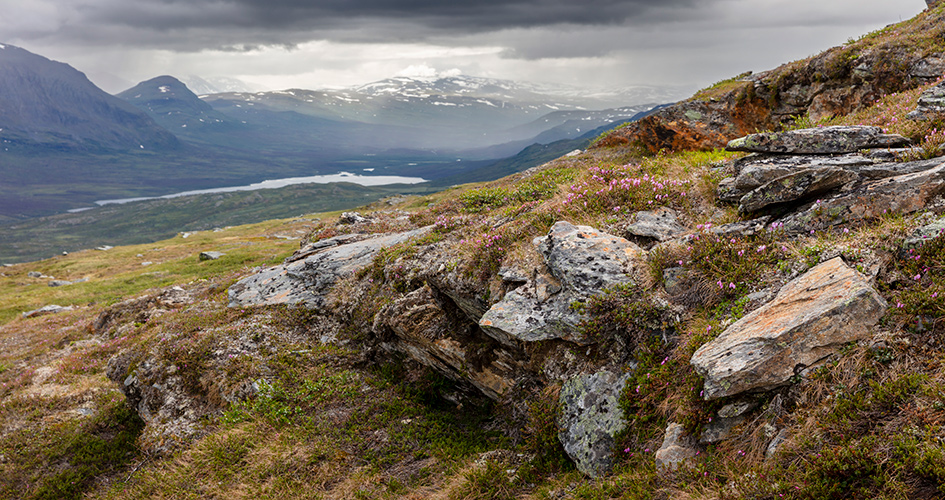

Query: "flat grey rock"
left=198, top=251, right=225, bottom=261
left=23, top=304, right=74, bottom=318
left=903, top=215, right=945, bottom=251
left=623, top=208, right=687, bottom=242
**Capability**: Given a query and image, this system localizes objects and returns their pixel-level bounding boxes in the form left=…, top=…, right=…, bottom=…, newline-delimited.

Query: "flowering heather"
left=562, top=164, right=692, bottom=216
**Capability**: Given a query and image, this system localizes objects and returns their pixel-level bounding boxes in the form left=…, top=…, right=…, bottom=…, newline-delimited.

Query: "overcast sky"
left=0, top=0, right=928, bottom=94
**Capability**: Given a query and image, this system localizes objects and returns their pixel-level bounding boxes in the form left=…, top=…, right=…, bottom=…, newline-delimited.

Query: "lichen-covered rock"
left=655, top=423, right=699, bottom=470
left=691, top=257, right=887, bottom=400
left=738, top=167, right=858, bottom=213
left=558, top=369, right=631, bottom=477
left=727, top=126, right=909, bottom=154
left=903, top=215, right=945, bottom=251
left=479, top=222, right=644, bottom=345
left=228, top=227, right=432, bottom=309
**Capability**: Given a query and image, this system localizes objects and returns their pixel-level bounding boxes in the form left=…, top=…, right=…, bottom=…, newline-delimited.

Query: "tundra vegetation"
left=5, top=6, right=945, bottom=500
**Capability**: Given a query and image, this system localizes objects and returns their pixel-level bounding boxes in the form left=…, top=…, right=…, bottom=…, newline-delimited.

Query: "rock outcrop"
left=479, top=221, right=644, bottom=345
left=737, top=166, right=858, bottom=214
left=228, top=227, right=431, bottom=309
left=558, top=369, right=631, bottom=477
left=779, top=161, right=945, bottom=233
left=594, top=5, right=945, bottom=154
left=691, top=258, right=887, bottom=400
left=714, top=126, right=945, bottom=229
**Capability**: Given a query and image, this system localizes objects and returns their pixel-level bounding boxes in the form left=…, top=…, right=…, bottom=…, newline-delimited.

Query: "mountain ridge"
left=0, top=43, right=179, bottom=152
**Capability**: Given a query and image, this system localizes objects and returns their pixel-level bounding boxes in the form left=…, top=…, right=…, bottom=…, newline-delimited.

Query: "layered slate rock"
left=780, top=161, right=945, bottom=234
left=372, top=286, right=519, bottom=399
left=908, top=80, right=945, bottom=120
left=691, top=258, right=886, bottom=400
left=738, top=167, right=858, bottom=213
left=479, top=221, right=644, bottom=345
left=228, top=227, right=431, bottom=309
left=558, top=369, right=631, bottom=477
left=727, top=126, right=909, bottom=154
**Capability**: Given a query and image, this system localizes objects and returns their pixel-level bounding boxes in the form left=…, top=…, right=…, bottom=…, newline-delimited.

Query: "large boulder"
left=479, top=222, right=644, bottom=345
left=228, top=227, right=431, bottom=309
left=727, top=126, right=909, bottom=154
left=558, top=369, right=631, bottom=477
left=691, top=258, right=887, bottom=400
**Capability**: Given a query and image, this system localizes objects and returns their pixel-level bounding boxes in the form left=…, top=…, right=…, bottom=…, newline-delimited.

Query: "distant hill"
left=0, top=44, right=179, bottom=152
left=117, top=75, right=237, bottom=133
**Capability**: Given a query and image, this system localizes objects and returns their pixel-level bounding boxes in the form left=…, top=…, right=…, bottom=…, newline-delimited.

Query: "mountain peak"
left=0, top=44, right=179, bottom=152
left=118, top=75, right=232, bottom=131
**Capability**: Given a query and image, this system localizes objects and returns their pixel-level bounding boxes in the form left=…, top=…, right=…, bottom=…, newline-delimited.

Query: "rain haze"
left=0, top=0, right=929, bottom=96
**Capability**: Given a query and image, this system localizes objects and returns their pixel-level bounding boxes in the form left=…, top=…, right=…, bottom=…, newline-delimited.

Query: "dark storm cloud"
left=43, top=0, right=702, bottom=50
left=225, top=0, right=698, bottom=30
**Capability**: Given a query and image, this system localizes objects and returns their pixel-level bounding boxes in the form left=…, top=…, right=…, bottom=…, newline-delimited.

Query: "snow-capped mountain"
left=352, top=74, right=689, bottom=110
left=181, top=75, right=265, bottom=95
left=200, top=74, right=674, bottom=150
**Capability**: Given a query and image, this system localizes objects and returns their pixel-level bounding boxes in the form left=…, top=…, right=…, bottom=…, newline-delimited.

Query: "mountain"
left=180, top=75, right=265, bottom=95
left=201, top=75, right=668, bottom=151
left=0, top=44, right=179, bottom=152
left=116, top=75, right=236, bottom=133
left=352, top=75, right=687, bottom=110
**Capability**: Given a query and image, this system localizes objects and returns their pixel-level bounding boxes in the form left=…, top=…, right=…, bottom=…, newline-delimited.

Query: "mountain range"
left=0, top=43, right=670, bottom=223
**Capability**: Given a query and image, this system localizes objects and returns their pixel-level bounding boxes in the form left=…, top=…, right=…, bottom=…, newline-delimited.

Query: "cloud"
left=0, top=0, right=926, bottom=93
left=2, top=0, right=705, bottom=51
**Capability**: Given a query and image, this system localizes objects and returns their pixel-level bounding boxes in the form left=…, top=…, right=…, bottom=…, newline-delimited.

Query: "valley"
left=0, top=43, right=671, bottom=262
